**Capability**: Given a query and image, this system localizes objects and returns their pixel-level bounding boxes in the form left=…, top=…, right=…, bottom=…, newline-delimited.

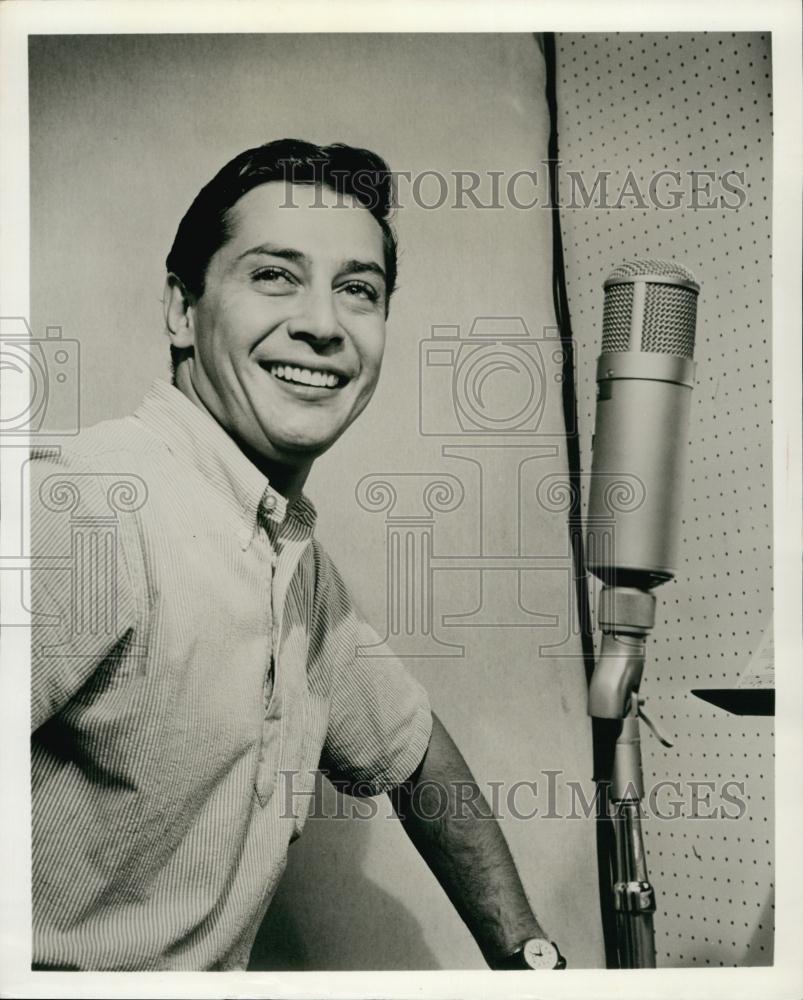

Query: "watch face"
left=522, top=938, right=559, bottom=970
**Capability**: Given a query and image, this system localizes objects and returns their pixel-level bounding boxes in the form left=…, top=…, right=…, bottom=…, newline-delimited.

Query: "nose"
left=286, top=288, right=344, bottom=351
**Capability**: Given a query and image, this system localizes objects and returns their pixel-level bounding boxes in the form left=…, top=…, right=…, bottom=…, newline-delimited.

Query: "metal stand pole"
left=588, top=586, right=672, bottom=969
left=611, top=701, right=656, bottom=968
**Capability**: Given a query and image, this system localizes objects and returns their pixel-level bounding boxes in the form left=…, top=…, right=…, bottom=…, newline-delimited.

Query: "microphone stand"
left=588, top=585, right=673, bottom=969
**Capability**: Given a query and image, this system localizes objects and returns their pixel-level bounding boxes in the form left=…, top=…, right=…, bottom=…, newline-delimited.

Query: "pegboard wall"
left=554, top=33, right=774, bottom=967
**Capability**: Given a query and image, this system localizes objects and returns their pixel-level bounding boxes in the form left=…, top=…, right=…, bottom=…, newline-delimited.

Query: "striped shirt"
left=30, top=378, right=432, bottom=971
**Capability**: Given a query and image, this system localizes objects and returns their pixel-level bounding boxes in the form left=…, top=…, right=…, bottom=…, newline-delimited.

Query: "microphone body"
left=585, top=260, right=700, bottom=970
left=587, top=260, right=699, bottom=591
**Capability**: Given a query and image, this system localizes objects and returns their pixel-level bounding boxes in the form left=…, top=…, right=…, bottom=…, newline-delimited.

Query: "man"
left=30, top=139, right=566, bottom=972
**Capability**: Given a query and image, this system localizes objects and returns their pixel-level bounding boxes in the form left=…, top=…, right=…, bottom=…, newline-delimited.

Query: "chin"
left=263, top=432, right=337, bottom=463
left=273, top=424, right=347, bottom=456
left=282, top=438, right=336, bottom=461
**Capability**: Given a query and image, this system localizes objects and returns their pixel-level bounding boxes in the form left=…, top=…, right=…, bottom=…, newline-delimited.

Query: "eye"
left=339, top=281, right=380, bottom=304
left=251, top=266, right=297, bottom=289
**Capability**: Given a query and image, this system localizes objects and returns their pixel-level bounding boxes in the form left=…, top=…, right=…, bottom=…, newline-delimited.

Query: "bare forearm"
left=389, top=713, right=546, bottom=967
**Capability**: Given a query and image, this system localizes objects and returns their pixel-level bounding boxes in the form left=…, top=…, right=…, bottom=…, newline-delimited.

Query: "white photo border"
left=1, top=2, right=800, bottom=998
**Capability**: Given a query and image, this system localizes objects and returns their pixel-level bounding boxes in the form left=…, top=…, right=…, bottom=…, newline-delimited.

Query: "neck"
left=238, top=442, right=311, bottom=500
left=174, top=363, right=312, bottom=501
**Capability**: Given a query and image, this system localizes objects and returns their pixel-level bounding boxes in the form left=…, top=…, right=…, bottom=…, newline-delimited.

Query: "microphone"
left=586, top=259, right=700, bottom=719
left=587, top=259, right=700, bottom=591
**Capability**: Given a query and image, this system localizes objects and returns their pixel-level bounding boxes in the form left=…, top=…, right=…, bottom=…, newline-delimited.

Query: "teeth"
left=268, top=364, right=340, bottom=388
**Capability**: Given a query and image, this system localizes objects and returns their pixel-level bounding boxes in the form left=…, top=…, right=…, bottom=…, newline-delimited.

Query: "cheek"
left=196, top=289, right=263, bottom=346
left=356, top=325, right=386, bottom=375
left=197, top=321, right=253, bottom=379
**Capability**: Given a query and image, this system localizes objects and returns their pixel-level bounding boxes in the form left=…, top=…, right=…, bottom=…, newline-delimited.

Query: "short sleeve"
left=312, top=543, right=433, bottom=796
left=29, top=447, right=140, bottom=731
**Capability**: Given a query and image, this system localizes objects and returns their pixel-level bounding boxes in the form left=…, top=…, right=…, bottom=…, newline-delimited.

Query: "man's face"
left=181, top=181, right=388, bottom=469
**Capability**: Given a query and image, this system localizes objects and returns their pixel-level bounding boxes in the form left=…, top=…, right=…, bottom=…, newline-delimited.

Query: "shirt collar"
left=134, top=379, right=317, bottom=538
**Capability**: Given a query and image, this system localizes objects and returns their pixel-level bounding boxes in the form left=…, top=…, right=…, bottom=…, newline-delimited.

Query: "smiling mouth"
left=261, top=362, right=348, bottom=389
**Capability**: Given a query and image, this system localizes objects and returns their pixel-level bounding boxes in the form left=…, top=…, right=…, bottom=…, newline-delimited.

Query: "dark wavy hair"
left=166, top=138, right=399, bottom=374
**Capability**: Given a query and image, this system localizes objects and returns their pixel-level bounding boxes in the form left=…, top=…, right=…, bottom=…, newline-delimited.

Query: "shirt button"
left=238, top=527, right=251, bottom=550
left=263, top=494, right=277, bottom=512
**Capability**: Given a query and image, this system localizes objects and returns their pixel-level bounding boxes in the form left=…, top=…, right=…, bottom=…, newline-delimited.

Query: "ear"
left=164, top=274, right=197, bottom=350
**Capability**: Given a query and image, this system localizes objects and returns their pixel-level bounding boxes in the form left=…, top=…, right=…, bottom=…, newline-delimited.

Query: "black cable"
left=539, top=30, right=620, bottom=970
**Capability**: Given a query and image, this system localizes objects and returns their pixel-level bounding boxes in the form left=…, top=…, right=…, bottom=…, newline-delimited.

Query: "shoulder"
left=307, top=537, right=350, bottom=600
left=32, top=412, right=163, bottom=473
left=30, top=416, right=157, bottom=526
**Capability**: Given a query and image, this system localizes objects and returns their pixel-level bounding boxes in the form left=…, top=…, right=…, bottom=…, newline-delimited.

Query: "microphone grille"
left=642, top=283, right=698, bottom=358
left=601, top=283, right=635, bottom=353
left=605, top=258, right=698, bottom=283
left=602, top=259, right=699, bottom=360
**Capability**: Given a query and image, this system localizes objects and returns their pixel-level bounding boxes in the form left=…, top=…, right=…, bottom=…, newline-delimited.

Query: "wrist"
left=484, top=920, right=543, bottom=969
left=492, top=936, right=567, bottom=971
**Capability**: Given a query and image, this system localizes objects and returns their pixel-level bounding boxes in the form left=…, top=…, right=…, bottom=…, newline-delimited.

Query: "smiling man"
left=164, top=168, right=390, bottom=494
left=30, top=139, right=565, bottom=972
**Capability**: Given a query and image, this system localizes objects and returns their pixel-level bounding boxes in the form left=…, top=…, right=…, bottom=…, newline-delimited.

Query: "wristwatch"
left=497, top=937, right=567, bottom=970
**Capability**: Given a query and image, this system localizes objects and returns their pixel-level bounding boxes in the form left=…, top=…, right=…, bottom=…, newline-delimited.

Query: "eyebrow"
left=237, top=242, right=307, bottom=264
left=336, top=258, right=387, bottom=284
left=238, top=243, right=386, bottom=284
